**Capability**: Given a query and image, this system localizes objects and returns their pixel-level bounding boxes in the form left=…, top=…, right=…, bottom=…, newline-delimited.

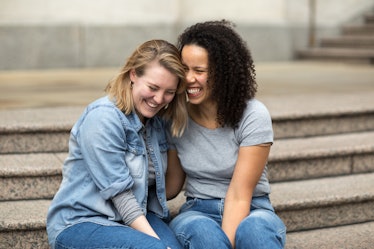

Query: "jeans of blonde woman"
left=54, top=213, right=182, bottom=249
left=169, top=195, right=286, bottom=249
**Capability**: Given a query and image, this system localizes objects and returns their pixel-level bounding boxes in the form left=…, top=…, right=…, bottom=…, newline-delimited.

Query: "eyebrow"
left=148, top=82, right=177, bottom=91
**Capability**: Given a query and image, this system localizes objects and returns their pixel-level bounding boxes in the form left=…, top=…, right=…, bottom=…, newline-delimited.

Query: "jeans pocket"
left=179, top=198, right=197, bottom=213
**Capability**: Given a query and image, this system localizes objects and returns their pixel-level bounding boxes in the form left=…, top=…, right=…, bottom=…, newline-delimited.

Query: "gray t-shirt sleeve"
left=112, top=189, right=143, bottom=225
left=236, top=99, right=274, bottom=146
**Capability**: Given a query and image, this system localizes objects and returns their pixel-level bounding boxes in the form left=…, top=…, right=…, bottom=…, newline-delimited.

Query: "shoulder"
left=234, top=99, right=273, bottom=143
left=80, top=96, right=137, bottom=130
left=240, top=99, right=271, bottom=123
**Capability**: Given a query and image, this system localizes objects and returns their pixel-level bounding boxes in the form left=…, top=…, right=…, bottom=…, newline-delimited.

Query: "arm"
left=112, top=190, right=160, bottom=239
left=221, top=144, right=271, bottom=248
left=130, top=215, right=160, bottom=239
left=166, top=149, right=186, bottom=200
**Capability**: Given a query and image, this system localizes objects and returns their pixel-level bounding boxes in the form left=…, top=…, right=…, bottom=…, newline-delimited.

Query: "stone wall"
left=0, top=0, right=373, bottom=70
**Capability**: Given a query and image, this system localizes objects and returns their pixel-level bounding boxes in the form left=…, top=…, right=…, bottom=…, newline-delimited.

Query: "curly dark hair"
left=177, top=20, right=257, bottom=128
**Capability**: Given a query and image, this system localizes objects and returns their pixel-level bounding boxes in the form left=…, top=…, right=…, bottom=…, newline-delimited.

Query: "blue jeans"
left=55, top=213, right=182, bottom=249
left=169, top=195, right=286, bottom=249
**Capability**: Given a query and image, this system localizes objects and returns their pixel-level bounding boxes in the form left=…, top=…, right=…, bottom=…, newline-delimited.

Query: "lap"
left=55, top=220, right=170, bottom=249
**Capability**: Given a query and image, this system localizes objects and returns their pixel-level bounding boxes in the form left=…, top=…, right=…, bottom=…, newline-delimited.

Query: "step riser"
left=1, top=153, right=373, bottom=201
left=285, top=221, right=374, bottom=249
left=0, top=230, right=49, bottom=249
left=274, top=113, right=374, bottom=139
left=268, top=153, right=374, bottom=182
left=342, top=26, right=374, bottom=35
left=277, top=200, right=374, bottom=232
left=0, top=132, right=69, bottom=154
left=298, top=56, right=373, bottom=64
left=320, top=41, right=374, bottom=49
left=0, top=175, right=61, bottom=201
left=2, top=114, right=373, bottom=153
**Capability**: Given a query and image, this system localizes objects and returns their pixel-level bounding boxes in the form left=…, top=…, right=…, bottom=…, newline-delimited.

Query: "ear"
left=129, top=69, right=137, bottom=82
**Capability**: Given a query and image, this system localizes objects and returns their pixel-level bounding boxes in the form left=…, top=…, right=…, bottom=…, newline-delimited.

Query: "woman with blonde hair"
left=47, top=39, right=187, bottom=249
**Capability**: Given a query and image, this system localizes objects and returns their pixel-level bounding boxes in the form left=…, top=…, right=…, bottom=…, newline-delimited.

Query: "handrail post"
left=308, top=0, right=317, bottom=47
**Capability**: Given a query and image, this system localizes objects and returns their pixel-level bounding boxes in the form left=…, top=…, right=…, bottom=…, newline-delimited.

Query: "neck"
left=188, top=102, right=218, bottom=129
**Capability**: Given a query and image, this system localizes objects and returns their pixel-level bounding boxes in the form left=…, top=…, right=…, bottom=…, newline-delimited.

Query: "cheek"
left=198, top=76, right=209, bottom=87
left=165, top=94, right=176, bottom=103
left=133, top=87, right=150, bottom=100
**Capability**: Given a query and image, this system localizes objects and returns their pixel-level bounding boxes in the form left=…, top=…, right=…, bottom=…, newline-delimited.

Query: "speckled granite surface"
left=268, top=131, right=374, bottom=181
left=286, top=221, right=374, bottom=249
left=0, top=61, right=373, bottom=248
left=0, top=230, right=49, bottom=249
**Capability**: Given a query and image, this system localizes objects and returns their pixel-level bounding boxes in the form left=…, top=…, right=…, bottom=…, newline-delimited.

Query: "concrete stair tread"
left=0, top=131, right=372, bottom=179
left=0, top=199, right=50, bottom=231
left=270, top=131, right=374, bottom=161
left=323, top=35, right=374, bottom=41
left=0, top=92, right=373, bottom=132
left=262, top=91, right=374, bottom=119
left=342, top=24, right=374, bottom=35
left=286, top=221, right=374, bottom=249
left=298, top=47, right=374, bottom=58
left=0, top=106, right=84, bottom=133
left=0, top=153, right=65, bottom=177
left=270, top=172, right=374, bottom=209
left=320, top=35, right=374, bottom=48
left=2, top=173, right=374, bottom=231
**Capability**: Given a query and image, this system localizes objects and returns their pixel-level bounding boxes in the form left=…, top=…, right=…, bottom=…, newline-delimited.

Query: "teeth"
left=187, top=88, right=201, bottom=94
left=147, top=102, right=158, bottom=108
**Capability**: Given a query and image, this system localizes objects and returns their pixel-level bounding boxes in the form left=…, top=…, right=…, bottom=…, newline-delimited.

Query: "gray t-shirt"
left=169, top=99, right=273, bottom=199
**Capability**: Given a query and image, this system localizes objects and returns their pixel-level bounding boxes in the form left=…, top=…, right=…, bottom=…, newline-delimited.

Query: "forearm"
left=166, top=149, right=186, bottom=200
left=222, top=198, right=251, bottom=248
left=130, top=215, right=160, bottom=239
left=112, top=190, right=159, bottom=239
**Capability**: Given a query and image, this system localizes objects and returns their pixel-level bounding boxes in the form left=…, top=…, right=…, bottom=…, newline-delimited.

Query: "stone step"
left=0, top=153, right=64, bottom=201
left=2, top=130, right=374, bottom=201
left=297, top=47, right=374, bottom=63
left=285, top=221, right=374, bottom=249
left=1, top=92, right=374, bottom=154
left=0, top=199, right=50, bottom=249
left=2, top=173, right=373, bottom=248
left=270, top=172, right=374, bottom=232
left=169, top=173, right=374, bottom=232
left=268, top=131, right=374, bottom=182
left=342, top=24, right=374, bottom=35
left=365, top=14, right=374, bottom=24
left=0, top=106, right=82, bottom=154
left=320, top=35, right=374, bottom=49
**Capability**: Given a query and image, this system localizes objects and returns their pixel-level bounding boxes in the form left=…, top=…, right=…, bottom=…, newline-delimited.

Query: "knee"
left=170, top=212, right=231, bottom=249
left=170, top=212, right=217, bottom=237
left=235, top=211, right=286, bottom=249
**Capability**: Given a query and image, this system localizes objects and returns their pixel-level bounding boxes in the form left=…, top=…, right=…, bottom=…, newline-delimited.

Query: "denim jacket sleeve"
left=76, top=105, right=135, bottom=200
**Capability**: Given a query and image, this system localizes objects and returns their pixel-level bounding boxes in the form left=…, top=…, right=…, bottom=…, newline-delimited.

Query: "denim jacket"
left=46, top=96, right=170, bottom=248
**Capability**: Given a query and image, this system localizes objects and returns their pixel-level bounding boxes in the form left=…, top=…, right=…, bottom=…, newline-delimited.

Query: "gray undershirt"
left=112, top=128, right=156, bottom=225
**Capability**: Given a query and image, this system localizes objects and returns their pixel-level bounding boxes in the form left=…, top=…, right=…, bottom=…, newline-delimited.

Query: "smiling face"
left=130, top=60, right=178, bottom=123
left=181, top=45, right=211, bottom=105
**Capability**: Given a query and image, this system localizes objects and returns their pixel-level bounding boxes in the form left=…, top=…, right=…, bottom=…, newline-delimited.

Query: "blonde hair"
left=105, top=40, right=187, bottom=137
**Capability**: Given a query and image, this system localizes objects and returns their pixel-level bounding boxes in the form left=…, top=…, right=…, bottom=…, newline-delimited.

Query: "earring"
left=164, top=104, right=169, bottom=110
left=130, top=81, right=133, bottom=89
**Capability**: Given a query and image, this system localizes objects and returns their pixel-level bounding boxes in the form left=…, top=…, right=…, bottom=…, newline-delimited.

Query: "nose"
left=185, top=70, right=194, bottom=83
left=154, top=91, right=165, bottom=104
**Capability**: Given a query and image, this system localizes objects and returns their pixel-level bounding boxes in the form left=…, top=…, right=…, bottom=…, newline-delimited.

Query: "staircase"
left=297, top=12, right=374, bottom=64
left=1, top=78, right=374, bottom=248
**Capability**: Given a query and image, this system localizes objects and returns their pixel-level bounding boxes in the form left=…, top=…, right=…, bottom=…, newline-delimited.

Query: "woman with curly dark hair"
left=166, top=20, right=286, bottom=248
